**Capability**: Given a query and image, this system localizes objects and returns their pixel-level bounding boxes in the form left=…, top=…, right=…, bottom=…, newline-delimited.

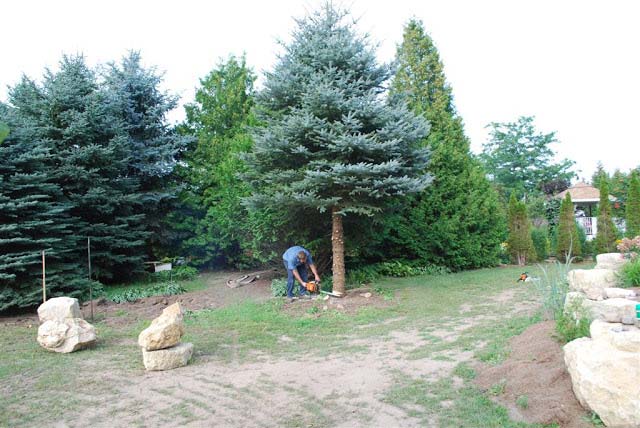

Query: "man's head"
left=297, top=250, right=307, bottom=264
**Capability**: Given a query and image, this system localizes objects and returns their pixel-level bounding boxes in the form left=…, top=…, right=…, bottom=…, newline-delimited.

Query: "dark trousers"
left=284, top=261, right=308, bottom=297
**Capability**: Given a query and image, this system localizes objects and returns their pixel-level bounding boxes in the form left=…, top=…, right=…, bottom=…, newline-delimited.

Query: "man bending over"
left=282, top=246, right=321, bottom=301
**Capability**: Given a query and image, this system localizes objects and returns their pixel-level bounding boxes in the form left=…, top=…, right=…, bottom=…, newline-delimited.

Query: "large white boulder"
left=565, top=293, right=637, bottom=324
left=594, top=253, right=627, bottom=271
left=142, top=342, right=193, bottom=371
left=564, top=324, right=640, bottom=428
left=604, top=287, right=637, bottom=300
left=138, top=302, right=185, bottom=351
left=567, top=269, right=618, bottom=300
left=37, top=318, right=96, bottom=353
left=37, top=297, right=82, bottom=322
left=590, top=320, right=640, bottom=353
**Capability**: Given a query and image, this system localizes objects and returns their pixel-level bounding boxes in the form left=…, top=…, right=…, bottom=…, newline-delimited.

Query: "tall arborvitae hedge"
left=385, top=19, right=505, bottom=270
left=595, top=178, right=618, bottom=253
left=556, top=193, right=581, bottom=262
left=626, top=171, right=640, bottom=238
left=507, top=195, right=535, bottom=266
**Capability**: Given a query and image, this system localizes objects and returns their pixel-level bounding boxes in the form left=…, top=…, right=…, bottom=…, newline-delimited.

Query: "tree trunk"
left=331, top=207, right=345, bottom=296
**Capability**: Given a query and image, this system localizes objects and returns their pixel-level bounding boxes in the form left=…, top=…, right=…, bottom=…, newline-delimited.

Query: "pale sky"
left=2, top=0, right=639, bottom=179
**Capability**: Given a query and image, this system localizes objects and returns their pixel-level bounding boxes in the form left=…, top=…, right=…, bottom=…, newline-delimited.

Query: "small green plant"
left=307, top=306, right=320, bottom=315
left=515, top=395, right=529, bottom=409
left=373, top=285, right=393, bottom=301
left=534, top=258, right=573, bottom=321
left=620, top=258, right=640, bottom=287
left=109, top=281, right=186, bottom=303
left=271, top=278, right=288, bottom=297
left=155, top=265, right=199, bottom=281
left=555, top=297, right=591, bottom=343
left=488, top=379, right=507, bottom=396
left=583, top=411, right=605, bottom=427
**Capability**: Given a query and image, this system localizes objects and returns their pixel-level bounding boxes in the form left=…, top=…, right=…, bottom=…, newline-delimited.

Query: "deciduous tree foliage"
left=243, top=6, right=431, bottom=294
left=625, top=171, right=640, bottom=238
left=507, top=195, right=535, bottom=266
left=481, top=116, right=575, bottom=200
left=556, top=193, right=582, bottom=262
left=384, top=19, right=505, bottom=270
left=595, top=178, right=618, bottom=253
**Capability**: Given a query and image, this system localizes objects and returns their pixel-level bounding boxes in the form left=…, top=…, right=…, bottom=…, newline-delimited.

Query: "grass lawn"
left=0, top=264, right=590, bottom=427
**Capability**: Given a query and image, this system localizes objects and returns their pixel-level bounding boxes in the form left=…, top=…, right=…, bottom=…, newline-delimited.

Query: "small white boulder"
left=37, top=297, right=82, bottom=323
left=142, top=342, right=193, bottom=371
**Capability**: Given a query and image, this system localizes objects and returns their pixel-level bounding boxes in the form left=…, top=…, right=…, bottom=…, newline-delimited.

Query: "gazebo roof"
left=554, top=182, right=617, bottom=203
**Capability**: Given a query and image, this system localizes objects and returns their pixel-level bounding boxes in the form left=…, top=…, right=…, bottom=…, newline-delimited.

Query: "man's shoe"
left=287, top=296, right=297, bottom=303
left=299, top=293, right=312, bottom=300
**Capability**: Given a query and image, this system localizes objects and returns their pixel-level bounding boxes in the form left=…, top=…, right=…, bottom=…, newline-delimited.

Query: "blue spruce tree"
left=243, top=6, right=431, bottom=294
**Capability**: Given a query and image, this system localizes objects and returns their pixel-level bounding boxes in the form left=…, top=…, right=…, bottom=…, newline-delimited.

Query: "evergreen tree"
left=595, top=178, right=618, bottom=253
left=243, top=5, right=431, bottom=294
left=591, top=161, right=607, bottom=189
left=625, top=171, right=640, bottom=237
left=556, top=193, right=582, bottom=262
left=102, top=51, right=191, bottom=256
left=386, top=18, right=505, bottom=270
left=507, top=195, right=535, bottom=266
left=481, top=116, right=575, bottom=199
left=0, top=94, right=84, bottom=310
left=173, top=56, right=262, bottom=266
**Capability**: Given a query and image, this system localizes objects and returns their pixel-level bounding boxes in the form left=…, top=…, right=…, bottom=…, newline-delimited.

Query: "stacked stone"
left=563, top=253, right=640, bottom=427
left=138, top=302, right=193, bottom=371
left=37, top=297, right=96, bottom=353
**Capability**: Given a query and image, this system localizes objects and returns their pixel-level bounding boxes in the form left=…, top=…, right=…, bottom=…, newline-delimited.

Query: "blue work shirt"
left=282, top=246, right=313, bottom=270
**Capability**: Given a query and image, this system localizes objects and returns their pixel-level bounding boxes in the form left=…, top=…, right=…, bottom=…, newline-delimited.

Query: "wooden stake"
left=42, top=250, right=46, bottom=303
left=88, top=237, right=93, bottom=321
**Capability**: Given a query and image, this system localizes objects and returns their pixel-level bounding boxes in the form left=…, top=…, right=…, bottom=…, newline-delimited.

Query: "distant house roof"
left=554, top=182, right=617, bottom=203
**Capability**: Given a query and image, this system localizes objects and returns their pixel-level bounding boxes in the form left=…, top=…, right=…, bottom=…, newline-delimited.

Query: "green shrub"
left=345, top=261, right=449, bottom=287
left=531, top=227, right=550, bottom=261
left=534, top=259, right=571, bottom=320
left=110, top=282, right=186, bottom=303
left=155, top=265, right=199, bottom=281
left=271, top=278, right=288, bottom=297
left=620, top=258, right=640, bottom=287
left=555, top=297, right=591, bottom=343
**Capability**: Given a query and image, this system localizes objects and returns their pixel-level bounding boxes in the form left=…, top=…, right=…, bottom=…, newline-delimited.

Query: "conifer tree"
left=0, top=97, right=83, bottom=310
left=103, top=51, right=191, bottom=256
left=387, top=19, right=505, bottom=269
left=243, top=6, right=431, bottom=294
left=507, top=195, right=535, bottom=265
left=595, top=178, right=618, bottom=253
left=625, top=171, right=640, bottom=238
left=173, top=56, right=259, bottom=266
left=556, top=193, right=582, bottom=262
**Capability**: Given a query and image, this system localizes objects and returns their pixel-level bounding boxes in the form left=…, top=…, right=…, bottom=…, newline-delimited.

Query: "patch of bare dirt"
left=474, top=320, right=589, bottom=428
left=0, top=270, right=277, bottom=327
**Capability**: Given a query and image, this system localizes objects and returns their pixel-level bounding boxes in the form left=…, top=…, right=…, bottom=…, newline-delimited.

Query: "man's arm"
left=309, top=263, right=320, bottom=283
left=291, top=268, right=306, bottom=286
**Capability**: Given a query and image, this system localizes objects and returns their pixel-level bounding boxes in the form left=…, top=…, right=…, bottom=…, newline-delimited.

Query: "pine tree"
left=173, top=56, right=259, bottom=266
left=556, top=193, right=582, bottom=262
left=387, top=19, right=505, bottom=269
left=595, top=178, right=618, bottom=253
left=625, top=171, right=640, bottom=238
left=243, top=5, right=431, bottom=294
left=102, top=51, right=191, bottom=257
left=507, top=195, right=535, bottom=266
left=0, top=95, right=84, bottom=310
